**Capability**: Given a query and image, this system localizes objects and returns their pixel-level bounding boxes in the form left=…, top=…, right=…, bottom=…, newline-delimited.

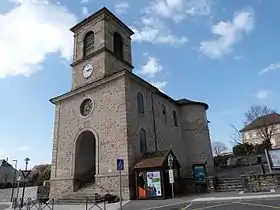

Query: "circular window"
left=80, top=98, right=93, bottom=116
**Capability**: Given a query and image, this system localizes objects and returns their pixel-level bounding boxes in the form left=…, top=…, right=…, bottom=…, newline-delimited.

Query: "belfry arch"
left=73, top=130, right=96, bottom=191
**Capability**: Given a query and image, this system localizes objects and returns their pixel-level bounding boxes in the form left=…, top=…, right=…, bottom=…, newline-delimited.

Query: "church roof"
left=133, top=150, right=181, bottom=169
left=70, top=7, right=134, bottom=35
left=240, top=113, right=280, bottom=132
left=177, top=99, right=209, bottom=109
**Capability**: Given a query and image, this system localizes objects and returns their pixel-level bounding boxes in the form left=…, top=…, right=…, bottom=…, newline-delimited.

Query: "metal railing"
left=12, top=197, right=54, bottom=210
left=85, top=194, right=120, bottom=210
left=85, top=195, right=106, bottom=210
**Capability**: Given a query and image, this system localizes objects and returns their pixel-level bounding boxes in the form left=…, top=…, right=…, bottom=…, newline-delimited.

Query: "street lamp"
left=20, top=158, right=30, bottom=208
left=10, top=160, right=18, bottom=202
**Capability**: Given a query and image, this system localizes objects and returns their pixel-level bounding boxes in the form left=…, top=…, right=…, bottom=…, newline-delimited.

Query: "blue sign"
left=117, top=159, right=124, bottom=171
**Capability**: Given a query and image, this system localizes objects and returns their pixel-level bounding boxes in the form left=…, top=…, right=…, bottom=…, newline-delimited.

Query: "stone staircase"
left=215, top=178, right=244, bottom=192
left=55, top=183, right=108, bottom=204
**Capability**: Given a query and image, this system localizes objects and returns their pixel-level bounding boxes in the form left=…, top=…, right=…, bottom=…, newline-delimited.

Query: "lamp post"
left=20, top=158, right=30, bottom=208
left=16, top=176, right=21, bottom=205
left=10, top=160, right=18, bottom=202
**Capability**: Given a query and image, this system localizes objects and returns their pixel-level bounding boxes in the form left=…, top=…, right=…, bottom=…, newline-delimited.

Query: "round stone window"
left=80, top=98, right=93, bottom=117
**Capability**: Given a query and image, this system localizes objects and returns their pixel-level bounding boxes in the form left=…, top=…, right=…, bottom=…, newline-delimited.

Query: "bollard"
left=104, top=200, right=107, bottom=210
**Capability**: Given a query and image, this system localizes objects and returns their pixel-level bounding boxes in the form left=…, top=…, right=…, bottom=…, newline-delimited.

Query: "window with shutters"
left=83, top=31, right=95, bottom=56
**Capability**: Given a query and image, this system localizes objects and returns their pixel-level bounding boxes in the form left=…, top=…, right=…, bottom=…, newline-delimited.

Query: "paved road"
left=123, top=198, right=280, bottom=210
left=157, top=199, right=280, bottom=210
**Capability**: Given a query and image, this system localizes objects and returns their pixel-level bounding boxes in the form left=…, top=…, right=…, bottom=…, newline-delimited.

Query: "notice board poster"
left=146, top=171, right=162, bottom=197
left=193, top=165, right=206, bottom=184
left=268, top=149, right=280, bottom=169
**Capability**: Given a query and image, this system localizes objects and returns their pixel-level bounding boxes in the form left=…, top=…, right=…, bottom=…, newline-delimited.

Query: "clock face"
left=83, top=63, right=93, bottom=78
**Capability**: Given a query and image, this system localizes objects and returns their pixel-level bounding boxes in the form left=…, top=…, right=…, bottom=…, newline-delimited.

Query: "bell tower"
left=70, top=7, right=134, bottom=90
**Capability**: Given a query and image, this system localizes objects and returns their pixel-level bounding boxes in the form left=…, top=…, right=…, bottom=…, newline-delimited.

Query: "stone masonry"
left=49, top=7, right=214, bottom=200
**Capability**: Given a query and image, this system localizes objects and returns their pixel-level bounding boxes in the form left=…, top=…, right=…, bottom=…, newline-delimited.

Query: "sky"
left=0, top=0, right=279, bottom=169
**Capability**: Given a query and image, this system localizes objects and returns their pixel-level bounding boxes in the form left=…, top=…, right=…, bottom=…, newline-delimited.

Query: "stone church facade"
left=49, top=7, right=214, bottom=200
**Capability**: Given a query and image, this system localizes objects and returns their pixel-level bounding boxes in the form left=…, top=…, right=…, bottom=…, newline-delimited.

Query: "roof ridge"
left=240, top=112, right=280, bottom=132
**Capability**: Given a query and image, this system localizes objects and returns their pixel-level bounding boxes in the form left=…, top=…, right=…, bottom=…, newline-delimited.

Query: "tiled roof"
left=133, top=150, right=170, bottom=169
left=240, top=113, right=280, bottom=132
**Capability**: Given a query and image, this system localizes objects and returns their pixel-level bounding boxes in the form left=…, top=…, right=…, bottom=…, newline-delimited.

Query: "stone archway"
left=74, top=130, right=96, bottom=191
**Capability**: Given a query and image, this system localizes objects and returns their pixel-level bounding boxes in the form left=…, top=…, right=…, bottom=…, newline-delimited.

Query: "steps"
left=55, top=183, right=107, bottom=204
left=215, top=178, right=243, bottom=192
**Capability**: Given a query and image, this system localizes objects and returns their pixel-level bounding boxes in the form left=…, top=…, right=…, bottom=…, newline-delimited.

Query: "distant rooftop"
left=0, top=159, right=11, bottom=167
left=240, top=113, right=280, bottom=132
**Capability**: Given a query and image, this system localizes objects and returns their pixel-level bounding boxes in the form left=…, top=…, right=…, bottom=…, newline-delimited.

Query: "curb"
left=192, top=194, right=280, bottom=202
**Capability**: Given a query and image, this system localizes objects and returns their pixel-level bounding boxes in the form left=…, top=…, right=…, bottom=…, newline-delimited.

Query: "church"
left=49, top=7, right=214, bottom=200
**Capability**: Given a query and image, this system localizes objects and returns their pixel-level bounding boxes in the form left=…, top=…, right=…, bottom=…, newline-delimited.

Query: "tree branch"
left=244, top=105, right=276, bottom=144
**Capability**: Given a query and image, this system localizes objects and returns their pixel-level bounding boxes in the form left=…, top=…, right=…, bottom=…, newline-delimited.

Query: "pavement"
left=183, top=199, right=280, bottom=210
left=1, top=192, right=280, bottom=210
left=123, top=192, right=280, bottom=210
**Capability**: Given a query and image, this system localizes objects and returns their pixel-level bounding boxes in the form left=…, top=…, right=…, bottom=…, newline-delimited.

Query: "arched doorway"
left=74, top=130, right=96, bottom=191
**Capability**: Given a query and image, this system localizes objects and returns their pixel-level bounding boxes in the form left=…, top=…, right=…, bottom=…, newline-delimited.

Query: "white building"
left=240, top=113, right=280, bottom=148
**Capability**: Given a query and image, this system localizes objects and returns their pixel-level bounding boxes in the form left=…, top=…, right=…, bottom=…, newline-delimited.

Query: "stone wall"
left=0, top=186, right=49, bottom=202
left=50, top=73, right=129, bottom=199
left=227, top=154, right=266, bottom=166
left=126, top=73, right=214, bottom=177
left=241, top=174, right=280, bottom=193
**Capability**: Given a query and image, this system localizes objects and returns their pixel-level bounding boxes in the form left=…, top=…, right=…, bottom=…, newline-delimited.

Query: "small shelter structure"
left=133, top=150, right=181, bottom=199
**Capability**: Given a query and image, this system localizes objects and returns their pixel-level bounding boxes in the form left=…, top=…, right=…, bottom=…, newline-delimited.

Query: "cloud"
left=151, top=81, right=168, bottom=90
left=138, top=56, right=168, bottom=91
left=8, top=0, right=24, bottom=4
left=130, top=17, right=188, bottom=45
left=0, top=0, right=77, bottom=78
left=130, top=0, right=212, bottom=45
left=256, top=90, right=270, bottom=100
left=80, top=0, right=89, bottom=4
left=15, top=145, right=31, bottom=151
left=82, top=6, right=89, bottom=17
left=259, top=63, right=280, bottom=76
left=200, top=8, right=254, bottom=59
left=138, top=56, right=163, bottom=77
left=115, top=2, right=129, bottom=15
left=185, top=0, right=212, bottom=17
left=144, top=0, right=212, bottom=22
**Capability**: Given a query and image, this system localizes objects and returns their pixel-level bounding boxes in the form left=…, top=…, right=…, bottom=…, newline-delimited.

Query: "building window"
left=173, top=110, right=178, bottom=127
left=83, top=31, right=95, bottom=56
left=140, top=128, right=147, bottom=154
left=162, top=104, right=167, bottom=123
left=113, top=32, right=123, bottom=59
left=137, top=92, right=144, bottom=114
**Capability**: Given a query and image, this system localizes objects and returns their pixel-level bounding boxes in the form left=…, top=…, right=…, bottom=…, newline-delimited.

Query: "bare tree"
left=230, top=124, right=254, bottom=171
left=231, top=124, right=256, bottom=153
left=231, top=124, right=243, bottom=145
left=244, top=105, right=276, bottom=144
left=212, top=141, right=228, bottom=156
